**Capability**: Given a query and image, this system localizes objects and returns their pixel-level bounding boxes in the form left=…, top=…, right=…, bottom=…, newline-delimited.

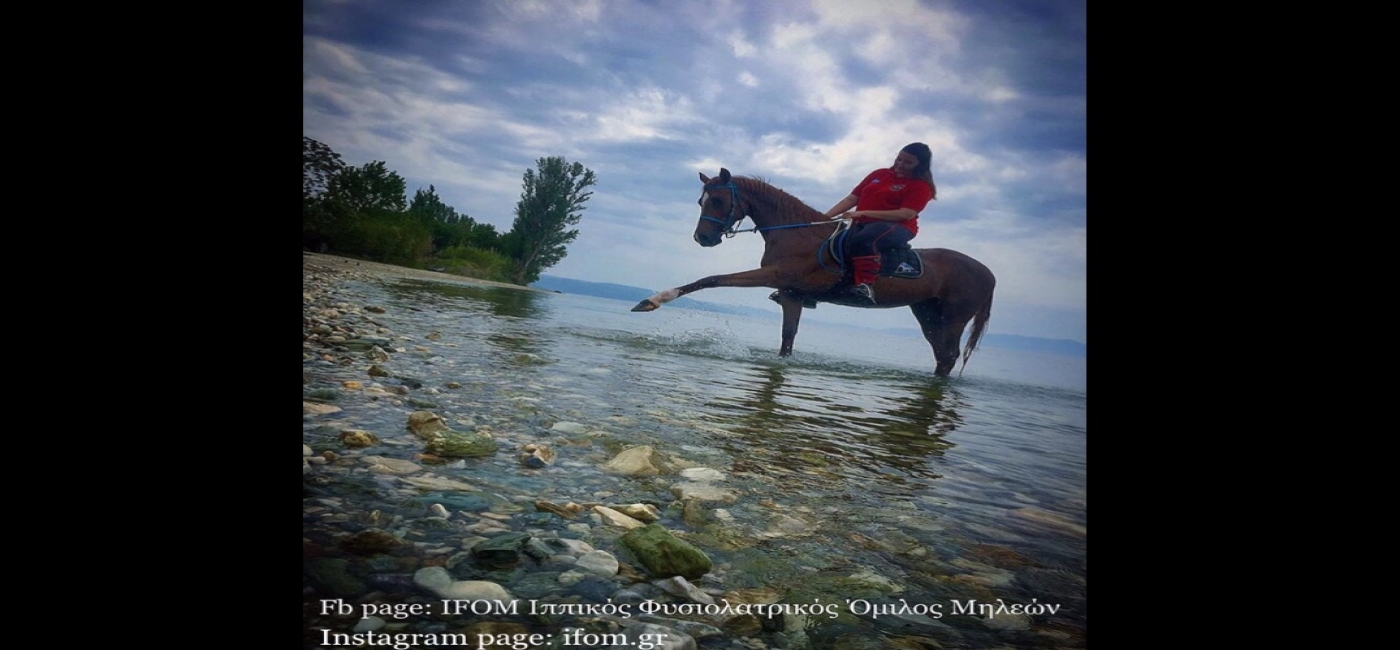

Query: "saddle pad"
left=880, top=247, right=924, bottom=279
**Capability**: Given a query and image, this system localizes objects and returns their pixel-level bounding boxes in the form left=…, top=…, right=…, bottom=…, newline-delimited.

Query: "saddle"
left=826, top=226, right=924, bottom=279
left=769, top=225, right=926, bottom=309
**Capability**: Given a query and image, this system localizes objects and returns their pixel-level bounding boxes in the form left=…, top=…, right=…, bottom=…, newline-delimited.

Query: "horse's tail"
left=959, top=287, right=994, bottom=374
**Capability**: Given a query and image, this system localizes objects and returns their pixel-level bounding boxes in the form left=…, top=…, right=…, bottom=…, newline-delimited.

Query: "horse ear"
left=699, top=172, right=711, bottom=184
left=719, top=168, right=731, bottom=183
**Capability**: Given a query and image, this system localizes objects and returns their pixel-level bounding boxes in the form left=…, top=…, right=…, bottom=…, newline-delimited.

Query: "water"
left=303, top=273, right=1086, bottom=648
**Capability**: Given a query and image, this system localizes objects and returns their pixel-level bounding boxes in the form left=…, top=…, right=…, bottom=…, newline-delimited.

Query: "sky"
left=303, top=0, right=1086, bottom=344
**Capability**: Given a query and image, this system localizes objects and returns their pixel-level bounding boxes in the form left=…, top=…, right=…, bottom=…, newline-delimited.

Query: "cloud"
left=303, top=0, right=1087, bottom=342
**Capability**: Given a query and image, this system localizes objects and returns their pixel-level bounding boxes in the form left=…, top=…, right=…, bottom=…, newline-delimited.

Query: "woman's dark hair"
left=901, top=142, right=937, bottom=199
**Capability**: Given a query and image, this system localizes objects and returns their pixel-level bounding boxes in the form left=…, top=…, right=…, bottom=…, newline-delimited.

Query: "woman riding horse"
left=819, top=142, right=936, bottom=303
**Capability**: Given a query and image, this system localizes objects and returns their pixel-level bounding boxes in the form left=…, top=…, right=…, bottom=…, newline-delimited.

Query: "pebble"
left=361, top=456, right=421, bottom=475
left=353, top=616, right=386, bottom=632
left=301, top=256, right=1085, bottom=650
left=652, top=576, right=714, bottom=605
left=573, top=550, right=619, bottom=576
left=670, top=482, right=737, bottom=503
left=593, top=506, right=646, bottom=529
left=412, top=567, right=514, bottom=601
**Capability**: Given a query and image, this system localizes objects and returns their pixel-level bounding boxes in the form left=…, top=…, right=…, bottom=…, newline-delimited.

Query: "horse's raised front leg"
left=630, top=267, right=778, bottom=312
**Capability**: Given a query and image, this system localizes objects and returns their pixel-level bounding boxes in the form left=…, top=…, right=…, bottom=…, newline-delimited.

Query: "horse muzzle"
left=694, top=232, right=721, bottom=247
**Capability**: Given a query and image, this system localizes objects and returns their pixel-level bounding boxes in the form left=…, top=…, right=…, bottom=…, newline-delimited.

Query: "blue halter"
left=699, top=182, right=745, bottom=235
left=700, top=181, right=830, bottom=237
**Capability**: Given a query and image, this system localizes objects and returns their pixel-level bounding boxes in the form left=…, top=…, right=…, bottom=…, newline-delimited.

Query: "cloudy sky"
left=303, top=0, right=1086, bottom=343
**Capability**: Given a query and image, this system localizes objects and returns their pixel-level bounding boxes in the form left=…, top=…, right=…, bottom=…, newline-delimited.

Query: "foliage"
left=337, top=210, right=433, bottom=267
left=409, top=185, right=503, bottom=253
left=302, top=139, right=593, bottom=285
left=435, top=244, right=513, bottom=282
left=504, top=156, right=596, bottom=285
left=303, top=137, right=345, bottom=199
left=327, top=161, right=408, bottom=213
left=460, top=221, right=502, bottom=251
left=302, top=196, right=358, bottom=252
left=302, top=149, right=421, bottom=260
left=410, top=184, right=459, bottom=224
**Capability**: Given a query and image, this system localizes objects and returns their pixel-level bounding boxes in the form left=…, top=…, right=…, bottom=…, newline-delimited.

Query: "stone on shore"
left=614, top=503, right=661, bottom=522
left=340, top=429, right=379, bottom=448
left=407, top=411, right=450, bottom=439
left=399, top=476, right=478, bottom=492
left=679, top=467, right=726, bottom=482
left=573, top=550, right=620, bottom=577
left=604, top=445, right=662, bottom=476
left=362, top=456, right=422, bottom=475
left=413, top=567, right=515, bottom=601
left=619, top=524, right=713, bottom=579
left=653, top=575, right=715, bottom=604
left=670, top=482, right=737, bottom=504
left=304, top=401, right=342, bottom=416
left=593, top=505, right=646, bottom=530
left=338, top=528, right=409, bottom=555
left=425, top=430, right=499, bottom=458
left=518, top=443, right=556, bottom=468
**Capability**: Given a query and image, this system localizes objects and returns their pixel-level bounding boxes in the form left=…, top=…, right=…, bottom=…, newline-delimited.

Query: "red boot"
left=851, top=255, right=881, bottom=303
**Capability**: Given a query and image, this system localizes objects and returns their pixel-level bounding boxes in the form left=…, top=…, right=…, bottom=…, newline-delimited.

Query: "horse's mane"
left=733, top=175, right=821, bottom=224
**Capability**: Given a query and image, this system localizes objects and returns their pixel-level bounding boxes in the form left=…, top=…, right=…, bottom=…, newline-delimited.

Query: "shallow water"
left=303, top=275, right=1086, bottom=648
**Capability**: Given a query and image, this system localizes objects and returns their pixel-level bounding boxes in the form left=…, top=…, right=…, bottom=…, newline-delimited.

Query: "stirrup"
left=851, top=283, right=875, bottom=303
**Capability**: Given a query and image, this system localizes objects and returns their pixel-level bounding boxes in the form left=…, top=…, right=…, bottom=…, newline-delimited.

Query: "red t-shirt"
left=850, top=168, right=933, bottom=236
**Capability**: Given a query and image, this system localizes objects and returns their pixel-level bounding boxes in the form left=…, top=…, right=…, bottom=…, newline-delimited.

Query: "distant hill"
left=532, top=275, right=1084, bottom=357
left=877, top=328, right=1086, bottom=358
left=531, top=275, right=771, bottom=317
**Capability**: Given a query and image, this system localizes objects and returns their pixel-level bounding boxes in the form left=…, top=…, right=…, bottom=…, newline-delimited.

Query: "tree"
left=410, top=185, right=465, bottom=252
left=303, top=137, right=349, bottom=251
left=504, top=156, right=596, bottom=285
left=326, top=161, right=407, bottom=214
left=303, top=137, right=345, bottom=199
left=409, top=185, right=460, bottom=224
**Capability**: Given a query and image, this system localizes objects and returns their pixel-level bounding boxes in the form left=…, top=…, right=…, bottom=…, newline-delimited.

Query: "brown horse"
left=631, top=168, right=996, bottom=376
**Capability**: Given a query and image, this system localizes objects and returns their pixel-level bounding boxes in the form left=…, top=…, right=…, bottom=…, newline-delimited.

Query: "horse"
left=630, top=168, right=996, bottom=377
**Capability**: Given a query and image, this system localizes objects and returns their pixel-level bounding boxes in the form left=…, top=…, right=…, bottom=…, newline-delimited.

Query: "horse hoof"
left=631, top=300, right=658, bottom=312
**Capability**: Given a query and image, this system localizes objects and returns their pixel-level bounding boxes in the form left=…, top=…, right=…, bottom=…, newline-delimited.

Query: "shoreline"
left=301, top=251, right=551, bottom=293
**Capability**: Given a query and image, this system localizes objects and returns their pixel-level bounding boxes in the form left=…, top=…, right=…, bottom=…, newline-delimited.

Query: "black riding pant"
left=846, top=222, right=913, bottom=257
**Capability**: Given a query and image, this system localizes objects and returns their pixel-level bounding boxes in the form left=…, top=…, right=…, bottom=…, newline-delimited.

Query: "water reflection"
left=704, top=363, right=966, bottom=489
left=392, top=280, right=549, bottom=319
left=390, top=280, right=552, bottom=358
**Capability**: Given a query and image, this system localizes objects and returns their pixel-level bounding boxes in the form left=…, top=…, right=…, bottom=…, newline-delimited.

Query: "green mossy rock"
left=619, top=524, right=713, bottom=580
left=425, top=430, right=499, bottom=458
left=472, top=532, right=531, bottom=568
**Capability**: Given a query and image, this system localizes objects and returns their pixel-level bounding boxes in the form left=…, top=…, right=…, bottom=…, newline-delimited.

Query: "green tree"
left=303, top=137, right=349, bottom=251
left=409, top=185, right=459, bottom=224
left=327, top=161, right=407, bottom=213
left=462, top=221, right=501, bottom=251
left=504, top=156, right=596, bottom=285
left=410, top=184, right=473, bottom=252
left=303, top=137, right=345, bottom=199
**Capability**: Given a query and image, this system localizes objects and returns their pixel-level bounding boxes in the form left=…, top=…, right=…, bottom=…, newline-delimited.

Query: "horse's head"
left=695, top=168, right=746, bottom=247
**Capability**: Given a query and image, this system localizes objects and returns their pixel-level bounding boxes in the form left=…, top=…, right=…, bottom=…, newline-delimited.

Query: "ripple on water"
left=304, top=269, right=1087, bottom=648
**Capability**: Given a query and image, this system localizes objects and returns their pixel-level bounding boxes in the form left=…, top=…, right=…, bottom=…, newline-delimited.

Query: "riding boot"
left=851, top=255, right=881, bottom=303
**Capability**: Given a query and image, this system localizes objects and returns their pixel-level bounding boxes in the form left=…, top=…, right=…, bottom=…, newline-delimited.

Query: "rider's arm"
left=820, top=194, right=859, bottom=219
left=848, top=208, right=917, bottom=222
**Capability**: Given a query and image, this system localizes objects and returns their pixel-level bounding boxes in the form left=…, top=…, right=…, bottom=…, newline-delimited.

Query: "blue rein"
left=701, top=182, right=836, bottom=237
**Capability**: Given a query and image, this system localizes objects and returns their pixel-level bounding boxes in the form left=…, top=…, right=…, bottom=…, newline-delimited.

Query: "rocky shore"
left=302, top=252, right=1085, bottom=650
left=302, top=253, right=828, bottom=650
